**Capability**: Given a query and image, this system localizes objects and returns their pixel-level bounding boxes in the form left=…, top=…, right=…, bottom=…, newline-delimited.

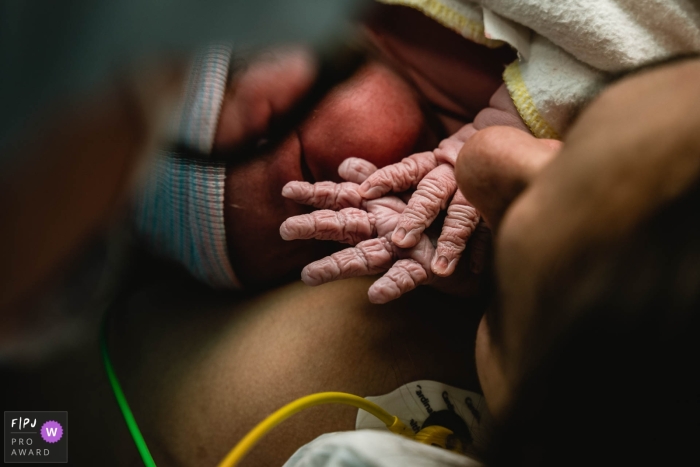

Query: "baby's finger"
left=434, top=123, right=477, bottom=165
left=392, top=164, right=458, bottom=248
left=338, top=158, right=378, bottom=184
left=359, top=152, right=438, bottom=199
left=282, top=181, right=364, bottom=209
left=280, top=208, right=376, bottom=245
left=367, top=259, right=430, bottom=304
left=431, top=191, right=480, bottom=276
left=301, top=237, right=395, bottom=286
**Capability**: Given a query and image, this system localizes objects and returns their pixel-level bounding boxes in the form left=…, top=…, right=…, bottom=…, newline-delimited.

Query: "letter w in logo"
left=46, top=427, right=58, bottom=437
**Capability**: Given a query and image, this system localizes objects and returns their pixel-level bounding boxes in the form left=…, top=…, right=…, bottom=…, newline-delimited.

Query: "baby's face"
left=223, top=59, right=436, bottom=286
left=220, top=4, right=513, bottom=287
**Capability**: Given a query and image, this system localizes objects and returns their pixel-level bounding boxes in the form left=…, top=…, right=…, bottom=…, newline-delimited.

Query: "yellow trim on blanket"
left=377, top=0, right=503, bottom=48
left=503, top=62, right=561, bottom=140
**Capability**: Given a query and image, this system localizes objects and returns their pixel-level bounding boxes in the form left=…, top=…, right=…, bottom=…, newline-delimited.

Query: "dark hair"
left=485, top=178, right=700, bottom=466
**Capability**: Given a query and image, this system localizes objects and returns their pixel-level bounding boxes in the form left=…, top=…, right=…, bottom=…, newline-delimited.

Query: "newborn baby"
left=134, top=1, right=700, bottom=301
left=280, top=0, right=700, bottom=302
left=134, top=3, right=514, bottom=294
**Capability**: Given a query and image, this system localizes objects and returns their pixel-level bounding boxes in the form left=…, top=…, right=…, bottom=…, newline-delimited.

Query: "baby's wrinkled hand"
left=361, top=84, right=533, bottom=267
left=280, top=157, right=488, bottom=303
left=356, top=123, right=480, bottom=276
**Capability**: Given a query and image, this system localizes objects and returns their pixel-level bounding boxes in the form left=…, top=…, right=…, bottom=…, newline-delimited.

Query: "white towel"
left=378, top=0, right=700, bottom=138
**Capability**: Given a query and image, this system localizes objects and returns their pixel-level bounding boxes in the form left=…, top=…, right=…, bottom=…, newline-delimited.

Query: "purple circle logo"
left=40, top=420, right=63, bottom=443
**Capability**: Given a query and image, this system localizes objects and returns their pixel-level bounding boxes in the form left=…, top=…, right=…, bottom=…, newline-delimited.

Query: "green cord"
left=100, top=317, right=157, bottom=467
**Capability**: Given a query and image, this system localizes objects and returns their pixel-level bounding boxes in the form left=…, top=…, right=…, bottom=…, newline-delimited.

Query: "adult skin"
left=456, top=58, right=700, bottom=419
left=109, top=267, right=483, bottom=466
left=3, top=5, right=508, bottom=465
left=112, top=21, right=517, bottom=451
left=106, top=57, right=700, bottom=467
left=103, top=8, right=511, bottom=465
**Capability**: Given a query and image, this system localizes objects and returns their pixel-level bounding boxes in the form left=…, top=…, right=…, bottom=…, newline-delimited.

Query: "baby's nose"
left=455, top=126, right=561, bottom=231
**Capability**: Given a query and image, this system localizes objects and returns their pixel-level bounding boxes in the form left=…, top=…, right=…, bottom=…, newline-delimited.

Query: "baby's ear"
left=455, top=126, right=559, bottom=231
left=213, top=48, right=316, bottom=151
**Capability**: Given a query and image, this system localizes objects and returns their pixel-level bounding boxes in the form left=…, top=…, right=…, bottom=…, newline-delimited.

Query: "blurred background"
left=1, top=1, right=364, bottom=463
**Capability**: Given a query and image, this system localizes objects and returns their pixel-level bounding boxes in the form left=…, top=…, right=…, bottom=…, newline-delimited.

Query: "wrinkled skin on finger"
left=281, top=158, right=490, bottom=303
left=432, top=189, right=480, bottom=276
left=278, top=81, right=536, bottom=301
left=216, top=4, right=519, bottom=288
left=345, top=85, right=530, bottom=278
left=220, top=54, right=438, bottom=287
left=392, top=163, right=460, bottom=248
left=352, top=140, right=481, bottom=274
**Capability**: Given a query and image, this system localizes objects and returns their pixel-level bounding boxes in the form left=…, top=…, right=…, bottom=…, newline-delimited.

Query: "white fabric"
left=380, top=0, right=700, bottom=137
left=482, top=8, right=530, bottom=60
left=283, top=431, right=483, bottom=467
left=510, top=34, right=604, bottom=136
left=480, top=0, right=700, bottom=72
left=478, top=0, right=700, bottom=136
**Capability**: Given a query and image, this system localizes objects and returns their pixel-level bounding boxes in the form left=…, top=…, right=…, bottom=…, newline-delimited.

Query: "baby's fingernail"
left=279, top=223, right=289, bottom=240
left=392, top=228, right=407, bottom=244
left=360, top=184, right=383, bottom=199
left=301, top=267, right=322, bottom=286
left=281, top=184, right=295, bottom=198
left=433, top=256, right=449, bottom=274
left=368, top=285, right=394, bottom=304
left=279, top=222, right=294, bottom=240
